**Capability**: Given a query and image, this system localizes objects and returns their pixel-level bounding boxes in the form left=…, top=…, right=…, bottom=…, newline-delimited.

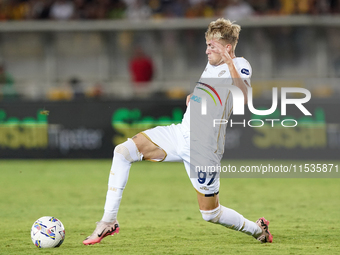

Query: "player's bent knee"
left=200, top=206, right=221, bottom=223
left=113, top=144, right=130, bottom=161
left=114, top=139, right=143, bottom=163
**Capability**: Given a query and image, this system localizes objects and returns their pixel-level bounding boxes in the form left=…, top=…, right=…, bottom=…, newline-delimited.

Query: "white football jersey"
left=181, top=57, right=252, bottom=162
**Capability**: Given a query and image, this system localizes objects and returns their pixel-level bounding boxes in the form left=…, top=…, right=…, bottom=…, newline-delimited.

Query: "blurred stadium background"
left=0, top=0, right=339, bottom=159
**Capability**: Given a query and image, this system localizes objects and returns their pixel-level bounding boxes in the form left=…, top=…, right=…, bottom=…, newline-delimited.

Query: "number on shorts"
left=198, top=171, right=216, bottom=186
left=198, top=171, right=206, bottom=184
left=207, top=172, right=217, bottom=186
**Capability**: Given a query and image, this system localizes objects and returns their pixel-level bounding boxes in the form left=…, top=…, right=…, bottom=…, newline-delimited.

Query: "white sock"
left=101, top=139, right=142, bottom=222
left=200, top=204, right=262, bottom=236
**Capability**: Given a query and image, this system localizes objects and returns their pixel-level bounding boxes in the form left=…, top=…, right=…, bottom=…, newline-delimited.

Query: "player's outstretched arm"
left=227, top=63, right=249, bottom=105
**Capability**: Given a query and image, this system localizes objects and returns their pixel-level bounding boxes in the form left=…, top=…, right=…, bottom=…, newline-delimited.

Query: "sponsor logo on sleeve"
left=241, top=68, right=250, bottom=75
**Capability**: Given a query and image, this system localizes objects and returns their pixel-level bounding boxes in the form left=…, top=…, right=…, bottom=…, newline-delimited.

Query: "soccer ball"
left=31, top=216, right=65, bottom=248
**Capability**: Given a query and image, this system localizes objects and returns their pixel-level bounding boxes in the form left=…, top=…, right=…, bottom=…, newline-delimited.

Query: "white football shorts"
left=141, top=123, right=220, bottom=197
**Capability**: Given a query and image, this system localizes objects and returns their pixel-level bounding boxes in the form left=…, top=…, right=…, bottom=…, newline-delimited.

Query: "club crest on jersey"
left=241, top=68, right=250, bottom=75
left=218, top=70, right=226, bottom=77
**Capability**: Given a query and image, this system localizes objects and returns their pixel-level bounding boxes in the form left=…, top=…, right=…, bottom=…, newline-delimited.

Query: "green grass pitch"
left=0, top=160, right=339, bottom=255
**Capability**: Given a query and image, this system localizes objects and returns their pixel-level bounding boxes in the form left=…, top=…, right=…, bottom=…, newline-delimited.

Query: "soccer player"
left=83, top=18, right=273, bottom=245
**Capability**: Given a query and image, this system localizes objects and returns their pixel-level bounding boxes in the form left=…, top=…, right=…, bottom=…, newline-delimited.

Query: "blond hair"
left=205, top=18, right=241, bottom=52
